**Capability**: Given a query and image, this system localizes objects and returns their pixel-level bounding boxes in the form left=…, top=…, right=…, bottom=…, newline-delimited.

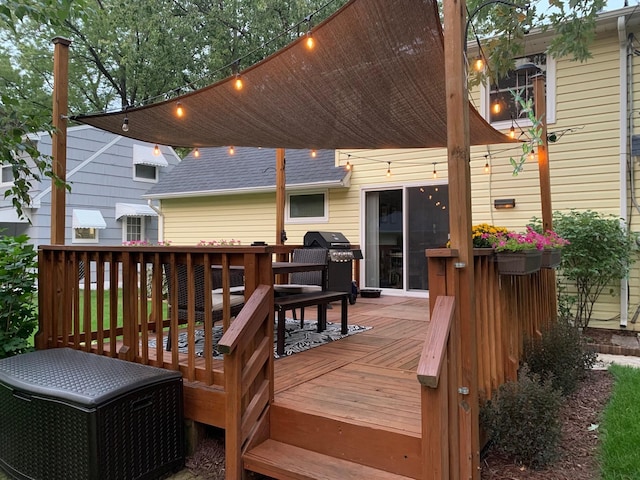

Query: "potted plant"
left=490, top=229, right=543, bottom=275
left=472, top=223, right=509, bottom=249
left=523, top=225, right=570, bottom=269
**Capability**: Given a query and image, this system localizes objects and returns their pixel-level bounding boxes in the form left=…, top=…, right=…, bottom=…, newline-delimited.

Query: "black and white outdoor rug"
left=149, top=319, right=372, bottom=359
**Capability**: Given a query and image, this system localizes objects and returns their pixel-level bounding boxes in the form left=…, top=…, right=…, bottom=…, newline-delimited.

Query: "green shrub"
left=0, top=233, right=38, bottom=358
left=523, top=319, right=597, bottom=395
left=552, top=210, right=637, bottom=329
left=481, top=365, right=563, bottom=469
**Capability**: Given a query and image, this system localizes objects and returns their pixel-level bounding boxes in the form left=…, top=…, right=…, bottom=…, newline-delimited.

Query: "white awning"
left=72, top=209, right=107, bottom=229
left=0, top=207, right=29, bottom=223
left=133, top=144, right=168, bottom=167
left=115, top=203, right=158, bottom=220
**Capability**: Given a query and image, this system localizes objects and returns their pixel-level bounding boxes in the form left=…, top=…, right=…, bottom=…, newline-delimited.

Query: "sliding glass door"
left=364, top=185, right=449, bottom=293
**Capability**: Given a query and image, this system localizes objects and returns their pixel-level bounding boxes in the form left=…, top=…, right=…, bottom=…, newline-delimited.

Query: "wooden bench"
left=273, top=290, right=349, bottom=356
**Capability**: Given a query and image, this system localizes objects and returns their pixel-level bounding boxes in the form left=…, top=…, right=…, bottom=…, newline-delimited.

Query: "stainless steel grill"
left=303, top=231, right=362, bottom=304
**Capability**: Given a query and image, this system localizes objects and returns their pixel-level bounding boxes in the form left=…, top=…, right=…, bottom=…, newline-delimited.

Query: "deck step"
left=269, top=405, right=421, bottom=478
left=243, top=439, right=415, bottom=480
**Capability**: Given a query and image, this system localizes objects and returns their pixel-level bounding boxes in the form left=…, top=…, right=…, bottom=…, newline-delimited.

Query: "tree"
left=0, top=0, right=73, bottom=219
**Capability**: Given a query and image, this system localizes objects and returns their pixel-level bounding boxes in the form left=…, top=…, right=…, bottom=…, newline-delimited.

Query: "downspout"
left=618, top=15, right=629, bottom=327
left=147, top=199, right=164, bottom=243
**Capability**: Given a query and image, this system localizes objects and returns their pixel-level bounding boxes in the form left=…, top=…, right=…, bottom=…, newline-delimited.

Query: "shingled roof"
left=144, top=148, right=346, bottom=199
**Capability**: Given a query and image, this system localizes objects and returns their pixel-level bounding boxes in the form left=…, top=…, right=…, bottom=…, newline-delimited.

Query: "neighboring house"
left=0, top=125, right=180, bottom=247
left=144, top=6, right=640, bottom=329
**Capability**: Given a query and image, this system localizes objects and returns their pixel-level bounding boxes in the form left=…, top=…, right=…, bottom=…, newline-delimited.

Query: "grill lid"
left=304, top=231, right=351, bottom=249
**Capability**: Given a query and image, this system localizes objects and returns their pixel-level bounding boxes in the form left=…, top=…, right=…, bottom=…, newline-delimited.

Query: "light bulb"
left=153, top=144, right=160, bottom=156
left=484, top=162, right=490, bottom=173
left=310, top=149, right=317, bottom=158
left=176, top=102, right=184, bottom=118
left=305, top=32, right=315, bottom=50
left=432, top=169, right=437, bottom=179
left=509, top=126, right=515, bottom=139
left=345, top=161, right=351, bottom=171
left=473, top=57, right=484, bottom=72
left=228, top=146, right=235, bottom=155
left=492, top=100, right=501, bottom=115
left=386, top=168, right=391, bottom=177
left=234, top=74, right=243, bottom=91
left=121, top=117, right=129, bottom=132
left=529, top=148, right=536, bottom=161
left=193, top=148, right=200, bottom=158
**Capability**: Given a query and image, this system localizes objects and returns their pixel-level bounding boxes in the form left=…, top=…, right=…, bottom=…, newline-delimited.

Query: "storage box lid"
left=0, top=348, right=182, bottom=406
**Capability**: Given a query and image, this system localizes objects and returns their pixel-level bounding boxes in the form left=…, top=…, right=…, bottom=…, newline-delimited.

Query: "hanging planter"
left=541, top=248, right=562, bottom=269
left=496, top=249, right=542, bottom=275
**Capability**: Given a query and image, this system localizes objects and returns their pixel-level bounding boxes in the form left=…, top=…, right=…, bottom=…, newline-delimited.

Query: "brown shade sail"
left=74, top=0, right=515, bottom=150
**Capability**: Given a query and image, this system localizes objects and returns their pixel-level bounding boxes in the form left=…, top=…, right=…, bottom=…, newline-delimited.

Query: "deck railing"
left=36, top=245, right=275, bottom=387
left=419, top=248, right=557, bottom=479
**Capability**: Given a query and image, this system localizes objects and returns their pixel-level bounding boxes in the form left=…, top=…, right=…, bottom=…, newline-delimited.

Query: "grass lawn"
left=29, top=289, right=168, bottom=345
left=600, top=364, right=640, bottom=479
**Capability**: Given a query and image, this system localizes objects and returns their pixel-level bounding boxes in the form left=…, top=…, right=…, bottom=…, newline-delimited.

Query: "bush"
left=553, top=210, right=637, bottom=329
left=0, top=234, right=38, bottom=358
left=481, top=365, right=563, bottom=469
left=523, top=319, right=598, bottom=395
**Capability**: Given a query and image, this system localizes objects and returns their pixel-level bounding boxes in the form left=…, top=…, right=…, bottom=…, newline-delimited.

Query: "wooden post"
left=51, top=37, right=71, bottom=245
left=534, top=74, right=552, bottom=231
left=275, top=148, right=286, bottom=246
left=443, top=0, right=480, bottom=478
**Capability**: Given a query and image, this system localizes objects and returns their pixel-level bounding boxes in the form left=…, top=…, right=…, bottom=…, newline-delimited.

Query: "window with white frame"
left=481, top=53, right=556, bottom=130
left=133, top=164, right=158, bottom=182
left=1, top=165, right=14, bottom=185
left=73, top=228, right=99, bottom=243
left=286, top=191, right=328, bottom=223
left=123, top=216, right=145, bottom=242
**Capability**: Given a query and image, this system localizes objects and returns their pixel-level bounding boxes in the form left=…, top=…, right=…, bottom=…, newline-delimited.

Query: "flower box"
left=496, top=250, right=542, bottom=275
left=541, top=248, right=562, bottom=269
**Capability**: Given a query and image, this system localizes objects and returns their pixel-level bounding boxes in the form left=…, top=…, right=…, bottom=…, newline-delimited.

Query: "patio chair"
left=274, top=248, right=327, bottom=326
left=164, top=263, right=245, bottom=351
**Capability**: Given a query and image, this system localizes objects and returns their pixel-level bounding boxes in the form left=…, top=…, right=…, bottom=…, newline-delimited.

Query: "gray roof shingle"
left=145, top=147, right=347, bottom=198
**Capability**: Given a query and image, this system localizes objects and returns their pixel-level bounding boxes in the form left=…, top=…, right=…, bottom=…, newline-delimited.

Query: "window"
left=481, top=53, right=556, bottom=129
left=73, top=228, right=99, bottom=243
left=72, top=209, right=106, bottom=244
left=133, top=164, right=158, bottom=182
left=123, top=216, right=145, bottom=242
left=1, top=165, right=14, bottom=185
left=286, top=191, right=328, bottom=223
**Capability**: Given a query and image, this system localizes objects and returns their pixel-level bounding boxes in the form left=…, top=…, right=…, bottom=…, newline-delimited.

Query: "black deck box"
left=0, top=348, right=184, bottom=480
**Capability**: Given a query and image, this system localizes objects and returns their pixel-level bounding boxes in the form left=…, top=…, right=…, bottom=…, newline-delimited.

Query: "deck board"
left=273, top=296, right=430, bottom=437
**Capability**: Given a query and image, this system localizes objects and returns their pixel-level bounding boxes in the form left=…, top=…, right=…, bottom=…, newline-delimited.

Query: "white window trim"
left=286, top=190, right=329, bottom=224
left=121, top=216, right=146, bottom=242
left=73, top=228, right=100, bottom=244
left=480, top=55, right=556, bottom=130
left=0, top=165, right=14, bottom=187
left=132, top=163, right=159, bottom=183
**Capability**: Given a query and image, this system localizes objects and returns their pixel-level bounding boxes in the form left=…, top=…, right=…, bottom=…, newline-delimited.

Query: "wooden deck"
left=274, top=295, right=429, bottom=433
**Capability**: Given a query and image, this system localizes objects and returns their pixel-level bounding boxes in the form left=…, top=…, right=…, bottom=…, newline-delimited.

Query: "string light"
left=432, top=162, right=437, bottom=179
left=153, top=144, right=161, bottom=156
left=121, top=116, right=129, bottom=132
left=228, top=146, right=235, bottom=155
left=528, top=148, right=536, bottom=161
left=305, top=31, right=315, bottom=50
left=345, top=154, right=352, bottom=170
left=234, top=73, right=243, bottom=91
left=386, top=162, right=392, bottom=177
left=473, top=56, right=484, bottom=72
left=176, top=102, right=184, bottom=118
left=193, top=148, right=200, bottom=158
left=491, top=98, right=501, bottom=115
left=484, top=160, right=490, bottom=174
left=310, top=149, right=317, bottom=158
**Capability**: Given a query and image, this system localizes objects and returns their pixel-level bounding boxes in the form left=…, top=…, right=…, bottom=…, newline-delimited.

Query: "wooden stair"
left=243, top=404, right=422, bottom=479
left=243, top=439, right=415, bottom=480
